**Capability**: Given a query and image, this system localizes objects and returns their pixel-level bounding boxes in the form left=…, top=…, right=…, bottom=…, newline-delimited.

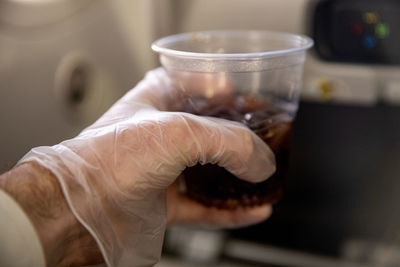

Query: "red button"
left=351, top=23, right=363, bottom=35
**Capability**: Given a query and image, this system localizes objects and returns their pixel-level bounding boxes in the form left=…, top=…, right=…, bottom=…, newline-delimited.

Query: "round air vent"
left=54, top=51, right=114, bottom=125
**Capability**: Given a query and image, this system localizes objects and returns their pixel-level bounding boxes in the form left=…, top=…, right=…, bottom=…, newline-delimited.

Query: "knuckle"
left=163, top=113, right=192, bottom=140
left=160, top=113, right=200, bottom=158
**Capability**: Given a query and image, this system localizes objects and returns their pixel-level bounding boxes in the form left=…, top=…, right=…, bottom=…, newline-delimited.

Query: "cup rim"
left=152, top=30, right=314, bottom=60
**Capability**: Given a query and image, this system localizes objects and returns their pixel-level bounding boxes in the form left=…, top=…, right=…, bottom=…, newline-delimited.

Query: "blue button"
left=363, top=35, right=377, bottom=49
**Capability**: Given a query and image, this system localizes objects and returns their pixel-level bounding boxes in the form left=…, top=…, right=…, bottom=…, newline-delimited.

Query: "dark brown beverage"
left=182, top=94, right=293, bottom=209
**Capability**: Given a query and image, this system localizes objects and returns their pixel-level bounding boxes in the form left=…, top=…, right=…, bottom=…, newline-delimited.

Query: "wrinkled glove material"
left=19, top=69, right=275, bottom=267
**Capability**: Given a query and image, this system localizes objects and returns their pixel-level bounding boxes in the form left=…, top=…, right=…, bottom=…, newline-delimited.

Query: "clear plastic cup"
left=152, top=30, right=313, bottom=209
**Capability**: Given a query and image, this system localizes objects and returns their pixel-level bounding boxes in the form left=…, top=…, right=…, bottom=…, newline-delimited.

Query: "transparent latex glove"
left=19, top=68, right=276, bottom=267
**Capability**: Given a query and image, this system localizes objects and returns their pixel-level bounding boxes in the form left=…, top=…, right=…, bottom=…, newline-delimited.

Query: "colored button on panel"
left=375, top=23, right=390, bottom=39
left=363, top=12, right=379, bottom=24
left=351, top=23, right=363, bottom=35
left=363, top=35, right=377, bottom=49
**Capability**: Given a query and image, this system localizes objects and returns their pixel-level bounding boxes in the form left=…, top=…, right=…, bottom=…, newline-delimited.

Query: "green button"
left=375, top=23, right=390, bottom=38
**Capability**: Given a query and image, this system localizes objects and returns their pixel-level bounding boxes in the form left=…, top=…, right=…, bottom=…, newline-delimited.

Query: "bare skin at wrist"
left=0, top=162, right=103, bottom=267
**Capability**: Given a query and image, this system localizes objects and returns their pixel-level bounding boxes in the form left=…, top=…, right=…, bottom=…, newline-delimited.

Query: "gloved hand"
left=19, top=68, right=276, bottom=267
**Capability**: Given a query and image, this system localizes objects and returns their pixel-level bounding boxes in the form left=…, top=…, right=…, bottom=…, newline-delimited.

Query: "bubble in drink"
left=183, top=93, right=294, bottom=209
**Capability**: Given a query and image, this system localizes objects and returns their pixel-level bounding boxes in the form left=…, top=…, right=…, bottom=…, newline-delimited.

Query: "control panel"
left=313, top=0, right=400, bottom=64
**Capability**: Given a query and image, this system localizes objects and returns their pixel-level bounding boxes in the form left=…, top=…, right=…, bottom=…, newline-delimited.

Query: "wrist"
left=0, top=161, right=103, bottom=266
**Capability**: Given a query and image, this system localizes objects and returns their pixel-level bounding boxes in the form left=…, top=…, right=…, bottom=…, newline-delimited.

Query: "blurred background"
left=1, top=0, right=400, bottom=266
